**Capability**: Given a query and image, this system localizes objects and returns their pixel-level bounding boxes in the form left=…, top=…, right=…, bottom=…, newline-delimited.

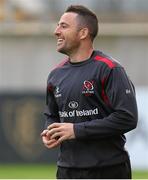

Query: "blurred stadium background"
left=0, top=0, right=148, bottom=178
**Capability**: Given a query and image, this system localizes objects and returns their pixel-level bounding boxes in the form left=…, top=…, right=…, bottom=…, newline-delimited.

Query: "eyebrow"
left=58, top=22, right=69, bottom=26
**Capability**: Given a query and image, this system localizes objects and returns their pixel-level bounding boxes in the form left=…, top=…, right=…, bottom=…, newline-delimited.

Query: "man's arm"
left=74, top=67, right=138, bottom=139
left=44, top=83, right=60, bottom=126
left=41, top=82, right=60, bottom=148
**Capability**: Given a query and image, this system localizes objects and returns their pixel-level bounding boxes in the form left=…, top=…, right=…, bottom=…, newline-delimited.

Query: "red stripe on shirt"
left=51, top=58, right=68, bottom=71
left=101, top=77, right=111, bottom=106
left=94, top=55, right=116, bottom=68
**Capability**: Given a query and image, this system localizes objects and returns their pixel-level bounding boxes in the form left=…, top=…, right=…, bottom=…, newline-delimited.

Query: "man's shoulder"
left=50, top=58, right=69, bottom=73
left=93, top=50, right=122, bottom=69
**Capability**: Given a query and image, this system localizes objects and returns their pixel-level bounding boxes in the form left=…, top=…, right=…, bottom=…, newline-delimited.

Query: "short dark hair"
left=65, top=5, right=98, bottom=42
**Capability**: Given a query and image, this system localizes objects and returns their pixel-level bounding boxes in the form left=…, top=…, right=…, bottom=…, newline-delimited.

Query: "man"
left=41, top=5, right=138, bottom=179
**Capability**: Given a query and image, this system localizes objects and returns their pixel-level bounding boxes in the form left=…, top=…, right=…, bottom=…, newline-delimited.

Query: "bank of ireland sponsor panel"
left=59, top=101, right=99, bottom=118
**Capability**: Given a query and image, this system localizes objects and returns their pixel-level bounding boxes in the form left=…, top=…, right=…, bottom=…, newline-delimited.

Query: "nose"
left=54, top=26, right=61, bottom=36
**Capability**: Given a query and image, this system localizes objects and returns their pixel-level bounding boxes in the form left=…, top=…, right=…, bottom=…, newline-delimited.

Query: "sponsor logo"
left=126, top=89, right=131, bottom=94
left=54, top=86, right=62, bottom=98
left=55, top=86, right=60, bottom=94
left=82, top=80, right=95, bottom=96
left=59, top=108, right=99, bottom=118
left=68, top=101, right=78, bottom=109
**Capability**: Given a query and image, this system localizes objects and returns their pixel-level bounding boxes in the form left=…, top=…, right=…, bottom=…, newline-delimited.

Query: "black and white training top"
left=44, top=50, right=138, bottom=168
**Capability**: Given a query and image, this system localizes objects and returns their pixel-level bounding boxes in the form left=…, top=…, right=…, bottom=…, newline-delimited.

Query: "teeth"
left=57, top=39, right=64, bottom=46
left=58, top=39, right=64, bottom=42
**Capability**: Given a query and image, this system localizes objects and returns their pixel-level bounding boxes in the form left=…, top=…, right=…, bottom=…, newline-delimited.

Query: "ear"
left=79, top=28, right=89, bottom=40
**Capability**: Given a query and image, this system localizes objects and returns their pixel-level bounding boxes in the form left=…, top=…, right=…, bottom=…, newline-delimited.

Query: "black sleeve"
left=74, top=67, right=138, bottom=139
left=43, top=81, right=60, bottom=129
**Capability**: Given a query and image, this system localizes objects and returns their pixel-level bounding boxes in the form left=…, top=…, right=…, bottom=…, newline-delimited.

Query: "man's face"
left=54, top=12, right=82, bottom=55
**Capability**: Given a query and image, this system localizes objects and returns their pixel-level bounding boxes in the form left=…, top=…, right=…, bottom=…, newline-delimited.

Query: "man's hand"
left=41, top=129, right=60, bottom=149
left=47, top=123, right=75, bottom=143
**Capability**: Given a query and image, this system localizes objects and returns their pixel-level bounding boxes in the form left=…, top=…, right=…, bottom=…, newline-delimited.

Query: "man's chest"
left=52, top=69, right=100, bottom=100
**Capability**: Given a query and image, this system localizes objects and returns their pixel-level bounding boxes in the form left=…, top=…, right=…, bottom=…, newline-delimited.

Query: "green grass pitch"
left=0, top=164, right=147, bottom=179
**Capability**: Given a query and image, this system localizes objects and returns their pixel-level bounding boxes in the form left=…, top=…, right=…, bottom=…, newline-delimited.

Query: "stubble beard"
left=57, top=41, right=80, bottom=56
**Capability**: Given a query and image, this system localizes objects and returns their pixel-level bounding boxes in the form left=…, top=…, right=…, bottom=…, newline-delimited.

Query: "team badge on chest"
left=82, top=80, right=95, bottom=96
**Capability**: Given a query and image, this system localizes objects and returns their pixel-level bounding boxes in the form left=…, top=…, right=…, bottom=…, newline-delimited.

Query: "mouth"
left=57, top=38, right=64, bottom=46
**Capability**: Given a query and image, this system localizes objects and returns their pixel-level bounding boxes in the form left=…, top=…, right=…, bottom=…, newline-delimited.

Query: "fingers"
left=47, top=123, right=61, bottom=130
left=46, top=140, right=60, bottom=148
left=41, top=128, right=60, bottom=149
left=44, top=139, right=59, bottom=149
left=40, top=129, right=48, bottom=137
left=46, top=123, right=62, bottom=138
left=41, top=123, right=75, bottom=148
left=50, top=131, right=63, bottom=140
left=57, top=135, right=67, bottom=143
left=47, top=123, right=75, bottom=142
left=42, top=135, right=49, bottom=144
left=42, top=134, right=60, bottom=149
left=46, top=127, right=61, bottom=137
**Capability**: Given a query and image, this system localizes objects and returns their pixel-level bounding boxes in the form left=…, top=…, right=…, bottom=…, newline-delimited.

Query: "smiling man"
left=41, top=5, right=138, bottom=179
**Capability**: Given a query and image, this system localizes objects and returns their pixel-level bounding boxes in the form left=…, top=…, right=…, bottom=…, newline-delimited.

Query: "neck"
left=69, top=45, right=94, bottom=63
